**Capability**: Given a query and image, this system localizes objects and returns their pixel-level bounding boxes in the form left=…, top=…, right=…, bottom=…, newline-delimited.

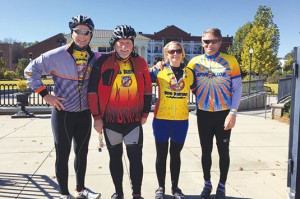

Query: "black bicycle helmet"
left=109, top=25, right=137, bottom=46
left=69, top=15, right=94, bottom=31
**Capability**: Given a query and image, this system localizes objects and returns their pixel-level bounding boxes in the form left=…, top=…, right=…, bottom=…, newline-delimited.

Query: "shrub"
left=16, top=58, right=30, bottom=79
left=4, top=70, right=18, bottom=80
left=0, top=69, right=5, bottom=79
left=266, top=71, right=284, bottom=84
left=284, top=101, right=291, bottom=118
left=17, top=80, right=28, bottom=92
left=243, top=75, right=260, bottom=82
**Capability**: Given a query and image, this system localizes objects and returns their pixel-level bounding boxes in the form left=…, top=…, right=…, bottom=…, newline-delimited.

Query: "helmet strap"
left=73, top=42, right=88, bottom=51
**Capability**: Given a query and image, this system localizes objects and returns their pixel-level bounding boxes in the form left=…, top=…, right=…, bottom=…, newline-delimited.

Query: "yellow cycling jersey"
left=151, top=63, right=195, bottom=120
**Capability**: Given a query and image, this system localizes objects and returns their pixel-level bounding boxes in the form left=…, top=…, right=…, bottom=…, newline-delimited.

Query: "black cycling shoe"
left=200, top=187, right=212, bottom=199
left=111, top=193, right=124, bottom=199
left=215, top=189, right=226, bottom=199
left=155, top=187, right=165, bottom=199
left=172, top=187, right=185, bottom=199
left=132, top=194, right=144, bottom=199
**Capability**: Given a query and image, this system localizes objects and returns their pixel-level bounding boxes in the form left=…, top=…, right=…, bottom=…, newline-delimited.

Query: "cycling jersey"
left=187, top=52, right=242, bottom=112
left=104, top=60, right=141, bottom=123
left=24, top=41, right=101, bottom=112
left=88, top=52, right=152, bottom=123
left=150, top=62, right=195, bottom=120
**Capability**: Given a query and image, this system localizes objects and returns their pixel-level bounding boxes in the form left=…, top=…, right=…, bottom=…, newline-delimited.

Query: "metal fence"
left=241, top=79, right=265, bottom=97
left=0, top=84, right=54, bottom=107
left=0, top=79, right=277, bottom=107
left=0, top=83, right=195, bottom=107
left=278, top=76, right=293, bottom=102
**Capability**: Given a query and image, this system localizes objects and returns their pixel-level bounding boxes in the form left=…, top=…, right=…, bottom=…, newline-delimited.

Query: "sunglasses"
left=73, top=29, right=92, bottom=35
left=203, top=39, right=220, bottom=44
left=167, top=49, right=183, bottom=54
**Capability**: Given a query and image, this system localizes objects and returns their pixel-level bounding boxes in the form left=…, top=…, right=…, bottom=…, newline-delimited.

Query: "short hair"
left=163, top=41, right=185, bottom=63
left=202, top=28, right=222, bottom=41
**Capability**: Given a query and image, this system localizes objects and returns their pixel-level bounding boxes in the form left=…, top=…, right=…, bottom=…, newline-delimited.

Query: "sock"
left=204, top=180, right=212, bottom=190
left=217, top=182, right=225, bottom=192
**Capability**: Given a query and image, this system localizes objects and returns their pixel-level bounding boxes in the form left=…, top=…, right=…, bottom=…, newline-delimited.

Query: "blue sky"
left=0, top=0, right=299, bottom=58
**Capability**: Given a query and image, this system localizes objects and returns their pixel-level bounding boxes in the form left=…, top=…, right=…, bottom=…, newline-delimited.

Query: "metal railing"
left=0, top=79, right=281, bottom=107
left=278, top=77, right=292, bottom=102
left=0, top=84, right=54, bottom=107
left=0, top=84, right=196, bottom=107
left=241, top=79, right=265, bottom=96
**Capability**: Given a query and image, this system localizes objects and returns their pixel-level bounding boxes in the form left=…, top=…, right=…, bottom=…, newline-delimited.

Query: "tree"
left=0, top=57, right=6, bottom=79
left=228, top=22, right=252, bottom=66
left=0, top=57, right=5, bottom=69
left=15, top=58, right=30, bottom=79
left=283, top=51, right=294, bottom=73
left=21, top=41, right=39, bottom=48
left=241, top=6, right=280, bottom=76
left=3, top=37, right=17, bottom=44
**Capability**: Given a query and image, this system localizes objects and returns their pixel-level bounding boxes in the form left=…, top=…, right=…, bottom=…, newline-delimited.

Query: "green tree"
left=15, top=58, right=30, bottom=79
left=241, top=6, right=280, bottom=77
left=0, top=57, right=6, bottom=79
left=283, top=51, right=294, bottom=73
left=228, top=22, right=252, bottom=67
left=0, top=57, right=5, bottom=69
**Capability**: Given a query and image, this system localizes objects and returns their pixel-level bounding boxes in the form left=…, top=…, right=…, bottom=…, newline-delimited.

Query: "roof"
left=92, top=29, right=150, bottom=40
left=141, top=25, right=202, bottom=41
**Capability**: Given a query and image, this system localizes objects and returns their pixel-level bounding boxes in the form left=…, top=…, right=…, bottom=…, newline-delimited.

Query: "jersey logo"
left=121, top=76, right=132, bottom=87
left=169, top=77, right=185, bottom=91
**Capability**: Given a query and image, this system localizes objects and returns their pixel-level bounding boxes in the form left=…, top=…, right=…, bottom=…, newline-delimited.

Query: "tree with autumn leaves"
left=228, top=5, right=280, bottom=78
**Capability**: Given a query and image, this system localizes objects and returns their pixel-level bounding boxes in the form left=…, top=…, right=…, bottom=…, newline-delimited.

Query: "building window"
left=0, top=51, right=3, bottom=58
left=154, top=45, right=162, bottom=53
left=98, top=47, right=112, bottom=53
left=193, top=45, right=201, bottom=54
left=56, top=38, right=66, bottom=46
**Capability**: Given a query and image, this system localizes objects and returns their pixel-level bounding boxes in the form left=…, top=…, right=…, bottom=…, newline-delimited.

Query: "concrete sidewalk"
left=0, top=109, right=290, bottom=199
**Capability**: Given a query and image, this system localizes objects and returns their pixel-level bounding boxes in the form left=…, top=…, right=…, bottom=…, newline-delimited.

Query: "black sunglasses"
left=168, top=49, right=183, bottom=54
left=73, top=29, right=92, bottom=36
left=203, top=39, right=220, bottom=44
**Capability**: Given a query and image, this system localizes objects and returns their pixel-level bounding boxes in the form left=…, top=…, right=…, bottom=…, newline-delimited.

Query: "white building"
left=65, top=25, right=233, bottom=66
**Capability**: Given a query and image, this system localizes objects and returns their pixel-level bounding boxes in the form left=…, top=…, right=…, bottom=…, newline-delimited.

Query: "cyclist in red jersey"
left=88, top=25, right=152, bottom=199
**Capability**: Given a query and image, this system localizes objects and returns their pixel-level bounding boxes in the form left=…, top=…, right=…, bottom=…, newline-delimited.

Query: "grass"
left=264, top=83, right=278, bottom=95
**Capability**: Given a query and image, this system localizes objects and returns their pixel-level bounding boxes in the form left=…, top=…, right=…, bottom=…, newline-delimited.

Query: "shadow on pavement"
left=0, top=172, right=60, bottom=198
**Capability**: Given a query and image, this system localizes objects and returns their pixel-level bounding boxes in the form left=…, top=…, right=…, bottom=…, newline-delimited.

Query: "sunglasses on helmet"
left=73, top=29, right=92, bottom=35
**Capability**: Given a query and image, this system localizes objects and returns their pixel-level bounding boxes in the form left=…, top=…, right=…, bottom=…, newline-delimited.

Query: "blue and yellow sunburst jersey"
left=150, top=63, right=195, bottom=120
left=187, top=52, right=242, bottom=112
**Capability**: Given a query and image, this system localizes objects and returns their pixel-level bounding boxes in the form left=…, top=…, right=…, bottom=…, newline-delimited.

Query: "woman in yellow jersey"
left=150, top=41, right=196, bottom=199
